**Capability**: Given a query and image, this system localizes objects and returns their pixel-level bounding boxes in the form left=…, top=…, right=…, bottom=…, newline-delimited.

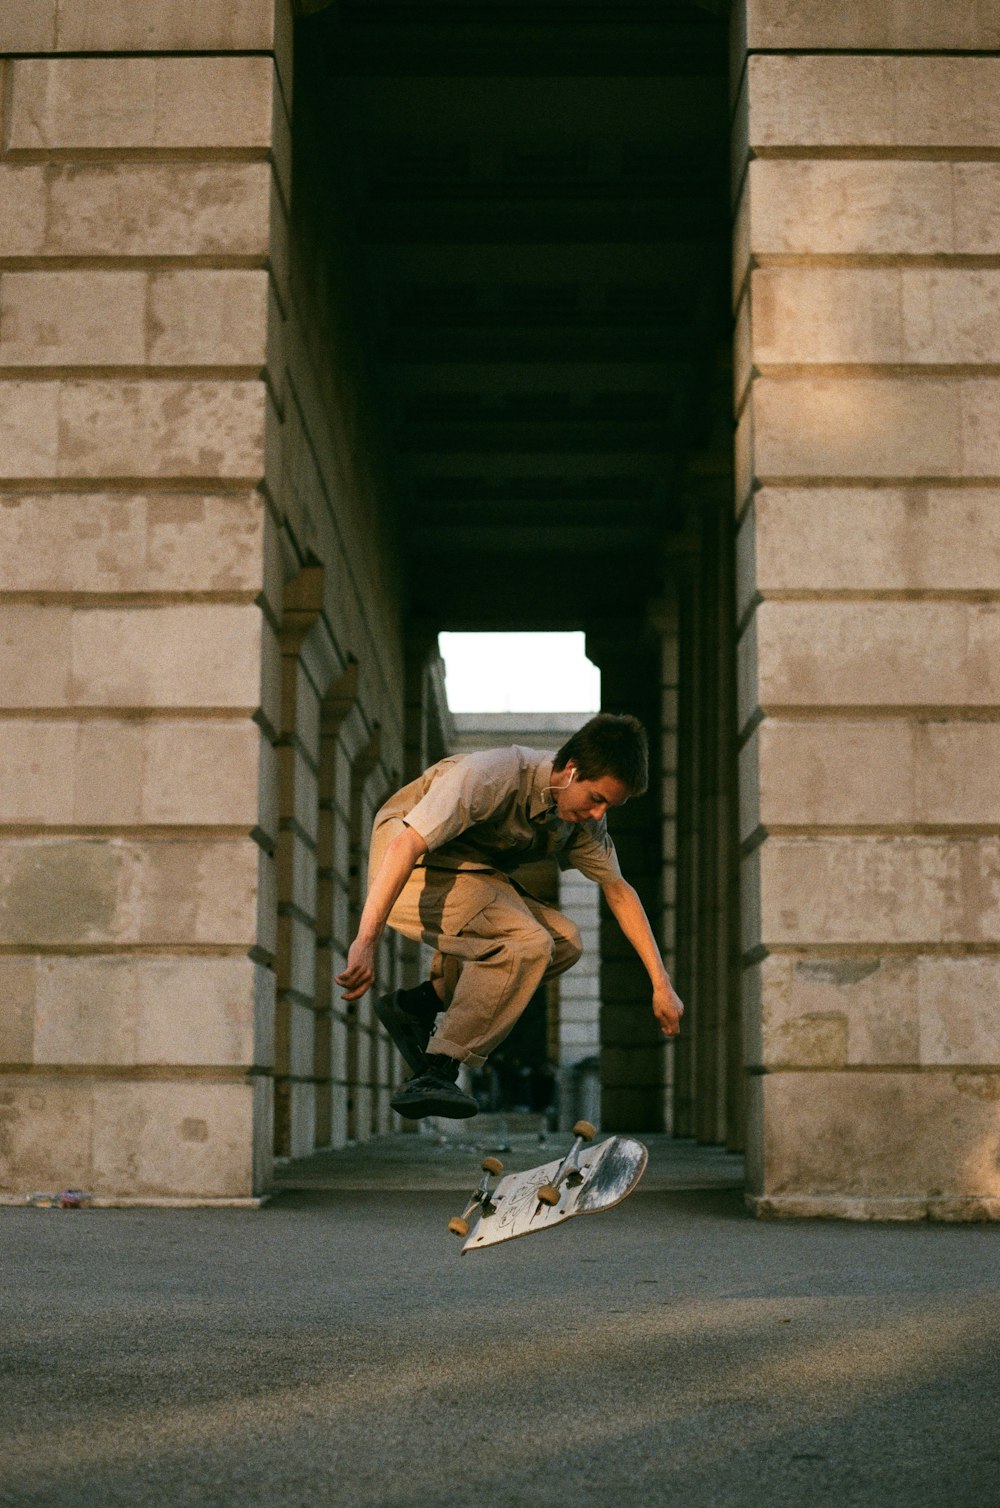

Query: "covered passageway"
left=289, top=0, right=740, bottom=1141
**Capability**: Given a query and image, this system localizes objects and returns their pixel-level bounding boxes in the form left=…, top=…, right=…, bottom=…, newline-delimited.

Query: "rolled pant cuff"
left=427, top=1033, right=486, bottom=1070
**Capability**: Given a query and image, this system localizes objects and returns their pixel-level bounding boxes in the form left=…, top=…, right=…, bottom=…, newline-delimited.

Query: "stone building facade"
left=734, top=1, right=1000, bottom=1218
left=0, top=1, right=996, bottom=1218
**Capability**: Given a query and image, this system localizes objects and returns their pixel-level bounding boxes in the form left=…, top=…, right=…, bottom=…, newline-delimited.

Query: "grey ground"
left=3, top=1129, right=999, bottom=1508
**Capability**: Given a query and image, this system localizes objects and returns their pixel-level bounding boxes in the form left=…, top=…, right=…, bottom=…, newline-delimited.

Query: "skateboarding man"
left=335, top=713, right=684, bottom=1120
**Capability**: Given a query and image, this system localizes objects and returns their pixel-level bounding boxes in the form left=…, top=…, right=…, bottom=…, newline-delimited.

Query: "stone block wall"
left=0, top=4, right=288, bottom=1204
left=0, top=2, right=416, bottom=1201
left=734, top=1, right=1000, bottom=1218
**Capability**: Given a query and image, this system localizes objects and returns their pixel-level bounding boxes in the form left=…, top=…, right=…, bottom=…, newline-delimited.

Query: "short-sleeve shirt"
left=373, top=746, right=623, bottom=886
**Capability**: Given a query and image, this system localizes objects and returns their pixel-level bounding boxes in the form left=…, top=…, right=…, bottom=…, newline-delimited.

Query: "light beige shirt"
left=374, top=745, right=623, bottom=885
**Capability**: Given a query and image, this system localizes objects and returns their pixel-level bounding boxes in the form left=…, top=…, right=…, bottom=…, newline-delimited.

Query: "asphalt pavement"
left=2, top=1130, right=999, bottom=1507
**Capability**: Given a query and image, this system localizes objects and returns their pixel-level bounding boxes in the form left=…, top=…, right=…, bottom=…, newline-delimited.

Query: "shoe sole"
left=374, top=992, right=430, bottom=1075
left=390, top=1091, right=479, bottom=1121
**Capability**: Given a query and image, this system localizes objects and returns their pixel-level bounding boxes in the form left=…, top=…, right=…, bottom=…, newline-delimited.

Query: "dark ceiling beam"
left=378, top=333, right=705, bottom=363
left=357, top=210, right=727, bottom=246
left=406, top=526, right=700, bottom=553
left=323, top=3, right=726, bottom=80
left=403, top=452, right=690, bottom=481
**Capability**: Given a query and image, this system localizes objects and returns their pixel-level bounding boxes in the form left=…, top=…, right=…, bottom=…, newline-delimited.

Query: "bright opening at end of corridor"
left=439, top=632, right=600, bottom=713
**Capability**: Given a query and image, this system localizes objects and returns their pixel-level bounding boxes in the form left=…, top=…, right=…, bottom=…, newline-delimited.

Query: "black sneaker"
left=390, top=1054, right=479, bottom=1121
left=375, top=989, right=436, bottom=1075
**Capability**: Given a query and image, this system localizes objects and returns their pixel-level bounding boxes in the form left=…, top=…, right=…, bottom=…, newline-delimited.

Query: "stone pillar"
left=273, top=566, right=352, bottom=1161
left=671, top=494, right=741, bottom=1150
left=659, top=600, right=681, bottom=1133
left=735, top=1, right=1000, bottom=1217
left=586, top=624, right=665, bottom=1132
left=555, top=867, right=602, bottom=1132
left=0, top=3, right=291, bottom=1203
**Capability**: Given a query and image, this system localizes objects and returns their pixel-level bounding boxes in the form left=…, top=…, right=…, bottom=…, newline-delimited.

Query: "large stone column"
left=671, top=491, right=741, bottom=1150
left=0, top=3, right=291, bottom=1203
left=587, top=624, right=666, bottom=1132
left=735, top=2, right=1000, bottom=1218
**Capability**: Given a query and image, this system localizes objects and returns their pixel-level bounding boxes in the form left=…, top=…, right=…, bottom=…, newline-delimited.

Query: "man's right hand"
left=335, top=824, right=428, bottom=1003
left=336, top=938, right=377, bottom=1002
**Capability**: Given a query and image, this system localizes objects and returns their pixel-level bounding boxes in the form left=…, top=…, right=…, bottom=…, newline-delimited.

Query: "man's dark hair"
left=554, top=713, right=648, bottom=796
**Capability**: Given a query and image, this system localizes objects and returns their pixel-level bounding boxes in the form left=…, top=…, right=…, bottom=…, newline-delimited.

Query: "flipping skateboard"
left=448, top=1121, right=647, bottom=1254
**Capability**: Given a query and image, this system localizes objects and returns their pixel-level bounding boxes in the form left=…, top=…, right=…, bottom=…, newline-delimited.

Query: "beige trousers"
left=370, top=819, right=582, bottom=1068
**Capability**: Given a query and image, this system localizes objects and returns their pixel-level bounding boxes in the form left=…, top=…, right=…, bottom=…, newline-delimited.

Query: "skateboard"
left=448, top=1121, right=647, bottom=1254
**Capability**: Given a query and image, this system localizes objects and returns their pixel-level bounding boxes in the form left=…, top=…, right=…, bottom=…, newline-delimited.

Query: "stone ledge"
left=748, top=1193, right=1000, bottom=1222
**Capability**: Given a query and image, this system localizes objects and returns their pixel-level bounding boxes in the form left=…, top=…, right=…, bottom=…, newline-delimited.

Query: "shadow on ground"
left=2, top=1135, right=998, bottom=1507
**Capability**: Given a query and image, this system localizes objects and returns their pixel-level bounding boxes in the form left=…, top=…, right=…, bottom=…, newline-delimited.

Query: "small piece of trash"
left=26, top=1190, right=93, bottom=1209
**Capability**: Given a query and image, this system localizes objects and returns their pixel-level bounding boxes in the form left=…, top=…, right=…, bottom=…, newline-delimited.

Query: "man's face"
left=553, top=768, right=630, bottom=824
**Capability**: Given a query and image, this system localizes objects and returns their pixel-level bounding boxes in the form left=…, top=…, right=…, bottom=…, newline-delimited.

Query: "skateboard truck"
left=448, top=1156, right=505, bottom=1238
left=536, top=1120, right=596, bottom=1208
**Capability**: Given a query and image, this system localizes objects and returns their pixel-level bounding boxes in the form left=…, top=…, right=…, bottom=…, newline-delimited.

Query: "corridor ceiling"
left=304, top=1, right=732, bottom=629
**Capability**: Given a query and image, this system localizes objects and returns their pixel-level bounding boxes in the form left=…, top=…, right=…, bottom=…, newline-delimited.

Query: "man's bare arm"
left=335, top=825, right=428, bottom=1002
left=600, top=876, right=684, bottom=1037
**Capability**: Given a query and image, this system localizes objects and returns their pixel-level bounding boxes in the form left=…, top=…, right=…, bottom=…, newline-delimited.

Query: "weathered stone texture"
left=0, top=1075, right=258, bottom=1201
left=742, top=719, right=1000, bottom=832
left=0, top=271, right=268, bottom=369
left=0, top=162, right=272, bottom=258
left=749, top=269, right=1000, bottom=367
left=0, top=837, right=271, bottom=947
left=0, top=272, right=145, bottom=366
left=0, top=0, right=278, bottom=53
left=738, top=489, right=1000, bottom=604
left=0, top=719, right=272, bottom=827
left=0, top=492, right=267, bottom=594
left=64, top=380, right=267, bottom=480
left=748, top=600, right=1000, bottom=710
left=740, top=161, right=1000, bottom=260
left=0, top=380, right=267, bottom=480
left=90, top=1079, right=257, bottom=1199
left=746, top=836, right=1000, bottom=948
left=0, top=604, right=269, bottom=710
left=751, top=377, right=1000, bottom=480
left=8, top=57, right=275, bottom=151
left=0, top=955, right=271, bottom=1068
left=746, top=56, right=1000, bottom=148
left=742, top=0, right=1000, bottom=51
left=745, top=954, right=1000, bottom=1072
left=71, top=604, right=270, bottom=709
left=746, top=1070, right=1000, bottom=1208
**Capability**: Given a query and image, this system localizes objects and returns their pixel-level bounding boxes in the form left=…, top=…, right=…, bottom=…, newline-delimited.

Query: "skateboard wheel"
left=448, top=1217, right=470, bottom=1238
left=481, top=1157, right=504, bottom=1176
left=572, top=1120, right=597, bottom=1141
left=537, top=1184, right=561, bottom=1207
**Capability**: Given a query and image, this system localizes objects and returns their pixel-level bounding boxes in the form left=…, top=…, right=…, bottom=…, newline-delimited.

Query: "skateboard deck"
left=449, top=1123, right=647, bottom=1254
